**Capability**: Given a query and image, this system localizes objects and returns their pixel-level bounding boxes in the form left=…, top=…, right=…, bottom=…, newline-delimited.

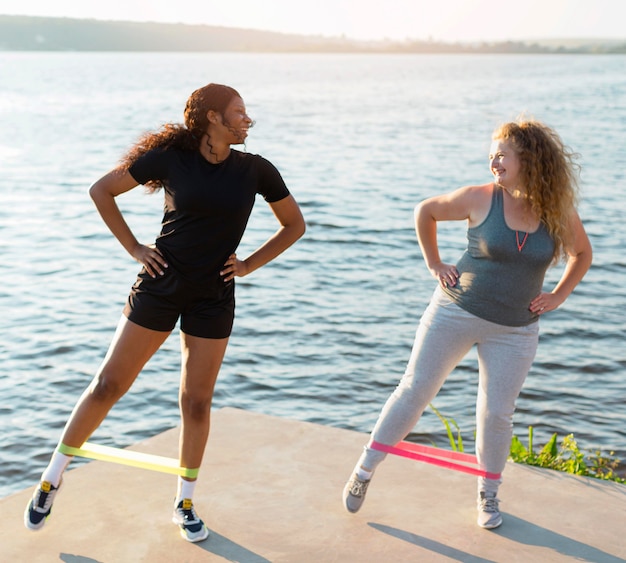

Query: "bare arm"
left=220, top=194, right=305, bottom=281
left=414, top=184, right=488, bottom=288
left=529, top=210, right=592, bottom=315
left=89, top=168, right=168, bottom=278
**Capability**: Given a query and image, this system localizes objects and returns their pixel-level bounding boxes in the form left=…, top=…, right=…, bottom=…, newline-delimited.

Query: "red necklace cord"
left=516, top=231, right=529, bottom=252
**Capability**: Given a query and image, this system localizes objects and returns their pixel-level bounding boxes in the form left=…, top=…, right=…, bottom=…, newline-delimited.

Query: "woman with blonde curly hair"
left=25, top=83, right=305, bottom=542
left=343, top=118, right=591, bottom=529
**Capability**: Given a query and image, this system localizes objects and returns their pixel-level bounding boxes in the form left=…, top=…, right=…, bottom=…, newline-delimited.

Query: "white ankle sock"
left=175, top=477, right=197, bottom=505
left=41, top=450, right=72, bottom=487
left=356, top=466, right=373, bottom=481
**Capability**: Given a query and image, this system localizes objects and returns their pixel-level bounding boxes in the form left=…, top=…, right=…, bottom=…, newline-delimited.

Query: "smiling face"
left=489, top=139, right=523, bottom=190
left=213, top=96, right=253, bottom=145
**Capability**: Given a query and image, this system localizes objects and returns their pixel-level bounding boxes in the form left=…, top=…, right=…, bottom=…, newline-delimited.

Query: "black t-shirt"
left=129, top=147, right=290, bottom=286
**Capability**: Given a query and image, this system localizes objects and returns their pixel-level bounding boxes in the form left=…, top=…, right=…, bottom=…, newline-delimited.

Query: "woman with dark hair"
left=25, top=83, right=305, bottom=542
left=342, top=119, right=592, bottom=529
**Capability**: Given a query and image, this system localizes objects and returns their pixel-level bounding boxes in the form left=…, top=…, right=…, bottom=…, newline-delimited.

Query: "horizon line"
left=1, top=13, right=625, bottom=45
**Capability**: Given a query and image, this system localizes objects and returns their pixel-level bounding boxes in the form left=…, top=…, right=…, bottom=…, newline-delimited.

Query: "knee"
left=480, top=406, right=514, bottom=433
left=89, top=373, right=127, bottom=403
left=180, top=393, right=212, bottom=422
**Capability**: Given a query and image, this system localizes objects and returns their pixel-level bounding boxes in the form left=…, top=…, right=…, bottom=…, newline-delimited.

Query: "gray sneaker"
left=477, top=491, right=502, bottom=529
left=343, top=473, right=371, bottom=513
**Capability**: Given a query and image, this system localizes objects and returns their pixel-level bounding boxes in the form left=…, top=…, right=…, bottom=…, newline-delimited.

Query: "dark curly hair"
left=119, top=83, right=241, bottom=191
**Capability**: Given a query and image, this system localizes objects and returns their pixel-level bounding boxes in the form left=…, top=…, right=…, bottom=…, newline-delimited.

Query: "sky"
left=0, top=0, right=624, bottom=43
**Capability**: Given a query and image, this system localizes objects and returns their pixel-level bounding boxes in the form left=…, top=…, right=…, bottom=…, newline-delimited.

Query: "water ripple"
left=1, top=52, right=625, bottom=498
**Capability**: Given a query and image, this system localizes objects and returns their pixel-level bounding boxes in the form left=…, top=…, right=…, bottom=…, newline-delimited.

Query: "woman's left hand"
left=220, top=253, right=249, bottom=282
left=529, top=292, right=562, bottom=316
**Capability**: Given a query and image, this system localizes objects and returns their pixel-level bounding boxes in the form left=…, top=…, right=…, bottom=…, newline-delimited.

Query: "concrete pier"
left=2, top=407, right=625, bottom=562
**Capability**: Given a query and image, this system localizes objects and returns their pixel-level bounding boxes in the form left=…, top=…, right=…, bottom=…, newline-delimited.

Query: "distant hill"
left=0, top=15, right=624, bottom=54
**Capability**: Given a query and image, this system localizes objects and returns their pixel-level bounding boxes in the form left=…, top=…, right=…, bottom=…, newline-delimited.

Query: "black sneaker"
left=172, top=498, right=209, bottom=543
left=24, top=480, right=61, bottom=531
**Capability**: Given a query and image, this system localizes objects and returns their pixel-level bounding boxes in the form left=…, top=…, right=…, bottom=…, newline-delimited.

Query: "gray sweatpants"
left=358, top=286, right=539, bottom=494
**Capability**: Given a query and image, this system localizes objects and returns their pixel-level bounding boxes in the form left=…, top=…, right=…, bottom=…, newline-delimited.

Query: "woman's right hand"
left=132, top=244, right=168, bottom=278
left=429, top=261, right=459, bottom=288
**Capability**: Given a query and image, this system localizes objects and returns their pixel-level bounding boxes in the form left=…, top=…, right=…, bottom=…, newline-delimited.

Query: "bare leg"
left=25, top=317, right=171, bottom=532
left=60, top=316, right=171, bottom=447
left=172, top=333, right=225, bottom=544
left=177, top=332, right=229, bottom=476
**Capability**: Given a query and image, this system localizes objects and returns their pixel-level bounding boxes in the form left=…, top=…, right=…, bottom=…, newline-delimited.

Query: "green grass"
left=429, top=403, right=464, bottom=452
left=510, top=427, right=625, bottom=484
left=429, top=404, right=625, bottom=484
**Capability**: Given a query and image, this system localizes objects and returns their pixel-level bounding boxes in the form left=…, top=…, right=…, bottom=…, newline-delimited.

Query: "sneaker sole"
left=478, top=517, right=503, bottom=529
left=175, top=523, right=210, bottom=543
left=172, top=514, right=210, bottom=543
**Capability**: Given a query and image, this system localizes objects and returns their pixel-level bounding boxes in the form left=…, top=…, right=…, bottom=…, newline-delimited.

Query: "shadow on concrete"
left=368, top=523, right=498, bottom=563
left=492, top=514, right=625, bottom=563
left=60, top=555, right=103, bottom=563
left=370, top=516, right=625, bottom=563
left=193, top=530, right=271, bottom=562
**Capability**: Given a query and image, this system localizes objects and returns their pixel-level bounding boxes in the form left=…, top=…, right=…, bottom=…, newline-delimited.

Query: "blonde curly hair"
left=493, top=119, right=581, bottom=263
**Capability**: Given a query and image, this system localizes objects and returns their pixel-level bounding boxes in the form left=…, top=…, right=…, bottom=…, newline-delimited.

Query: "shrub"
left=510, top=426, right=625, bottom=484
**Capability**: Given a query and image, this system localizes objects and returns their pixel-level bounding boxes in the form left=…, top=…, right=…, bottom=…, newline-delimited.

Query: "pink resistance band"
left=370, top=440, right=501, bottom=480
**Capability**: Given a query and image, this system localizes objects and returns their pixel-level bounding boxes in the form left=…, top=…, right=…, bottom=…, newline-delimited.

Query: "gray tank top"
left=442, top=186, right=555, bottom=326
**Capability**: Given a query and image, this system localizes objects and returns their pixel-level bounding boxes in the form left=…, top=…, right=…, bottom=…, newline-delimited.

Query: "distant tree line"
left=0, top=16, right=624, bottom=54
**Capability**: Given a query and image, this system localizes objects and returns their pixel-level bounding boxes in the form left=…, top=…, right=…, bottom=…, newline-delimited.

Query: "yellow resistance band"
left=58, top=442, right=199, bottom=478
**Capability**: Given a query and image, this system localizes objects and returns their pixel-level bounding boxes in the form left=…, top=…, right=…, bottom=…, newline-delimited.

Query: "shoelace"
left=178, top=500, right=200, bottom=524
left=35, top=483, right=55, bottom=512
left=479, top=495, right=499, bottom=513
left=349, top=478, right=370, bottom=498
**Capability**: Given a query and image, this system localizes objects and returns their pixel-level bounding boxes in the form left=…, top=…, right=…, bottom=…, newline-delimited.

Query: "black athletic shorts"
left=123, top=267, right=235, bottom=339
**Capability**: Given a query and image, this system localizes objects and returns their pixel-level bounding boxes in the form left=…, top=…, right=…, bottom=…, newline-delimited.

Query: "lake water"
left=1, top=52, right=625, bottom=498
